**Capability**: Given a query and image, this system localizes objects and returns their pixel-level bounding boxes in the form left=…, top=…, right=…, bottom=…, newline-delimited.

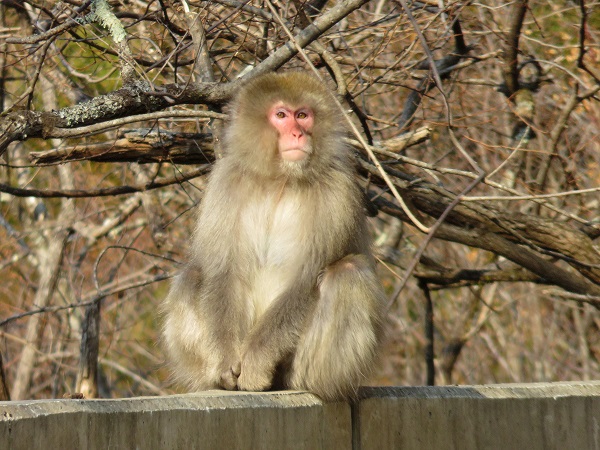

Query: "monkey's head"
left=224, top=71, right=349, bottom=180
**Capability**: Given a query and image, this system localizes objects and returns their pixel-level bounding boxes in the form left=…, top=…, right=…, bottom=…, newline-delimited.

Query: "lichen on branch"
left=79, top=0, right=136, bottom=83
left=84, top=0, right=127, bottom=44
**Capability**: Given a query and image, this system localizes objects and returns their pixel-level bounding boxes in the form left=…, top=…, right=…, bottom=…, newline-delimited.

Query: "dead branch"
left=0, top=166, right=210, bottom=198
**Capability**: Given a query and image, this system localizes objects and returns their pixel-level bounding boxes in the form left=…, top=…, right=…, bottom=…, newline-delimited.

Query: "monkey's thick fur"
left=162, top=72, right=386, bottom=401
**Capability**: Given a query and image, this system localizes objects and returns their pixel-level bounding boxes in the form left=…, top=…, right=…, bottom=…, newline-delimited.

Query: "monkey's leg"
left=162, top=268, right=244, bottom=391
left=287, top=254, right=385, bottom=401
left=235, top=275, right=318, bottom=393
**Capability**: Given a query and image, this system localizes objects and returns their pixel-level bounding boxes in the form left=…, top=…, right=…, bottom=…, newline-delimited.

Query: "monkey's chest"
left=238, top=194, right=310, bottom=318
left=239, top=194, right=308, bottom=268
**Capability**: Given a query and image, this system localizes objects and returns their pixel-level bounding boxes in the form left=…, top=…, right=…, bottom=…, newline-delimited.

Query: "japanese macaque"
left=161, top=71, right=386, bottom=401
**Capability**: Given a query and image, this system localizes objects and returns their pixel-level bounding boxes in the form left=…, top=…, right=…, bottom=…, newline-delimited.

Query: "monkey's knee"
left=289, top=254, right=384, bottom=400
left=319, top=254, right=372, bottom=287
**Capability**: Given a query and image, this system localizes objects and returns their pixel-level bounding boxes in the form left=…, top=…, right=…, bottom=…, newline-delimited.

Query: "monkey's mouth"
left=281, top=149, right=309, bottom=162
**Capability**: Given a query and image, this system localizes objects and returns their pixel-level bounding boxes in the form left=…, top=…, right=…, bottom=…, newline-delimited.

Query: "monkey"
left=161, top=71, right=386, bottom=401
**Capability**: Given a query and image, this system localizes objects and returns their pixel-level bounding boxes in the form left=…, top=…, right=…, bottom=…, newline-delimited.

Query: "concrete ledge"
left=356, top=381, right=600, bottom=450
left=0, top=391, right=350, bottom=450
left=1, top=381, right=599, bottom=449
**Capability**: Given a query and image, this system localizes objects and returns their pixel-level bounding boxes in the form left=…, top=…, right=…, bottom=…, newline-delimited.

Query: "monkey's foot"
left=236, top=358, right=273, bottom=392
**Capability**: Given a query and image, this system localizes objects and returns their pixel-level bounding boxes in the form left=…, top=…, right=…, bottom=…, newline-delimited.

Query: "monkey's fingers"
left=232, top=360, right=241, bottom=377
left=220, top=366, right=239, bottom=391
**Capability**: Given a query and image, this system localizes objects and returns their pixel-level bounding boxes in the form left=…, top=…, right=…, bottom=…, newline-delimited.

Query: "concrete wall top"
left=356, top=381, right=600, bottom=450
left=1, top=381, right=599, bottom=450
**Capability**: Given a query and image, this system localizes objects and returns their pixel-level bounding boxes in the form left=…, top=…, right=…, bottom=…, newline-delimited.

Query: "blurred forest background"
left=0, top=0, right=598, bottom=400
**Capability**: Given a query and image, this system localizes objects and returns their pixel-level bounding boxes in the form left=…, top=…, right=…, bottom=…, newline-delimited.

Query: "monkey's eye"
left=275, top=111, right=286, bottom=119
left=296, top=112, right=308, bottom=119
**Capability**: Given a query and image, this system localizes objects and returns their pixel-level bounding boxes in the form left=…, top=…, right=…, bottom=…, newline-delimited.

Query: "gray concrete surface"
left=356, top=381, right=600, bottom=450
left=0, top=390, right=350, bottom=449
left=1, top=381, right=599, bottom=449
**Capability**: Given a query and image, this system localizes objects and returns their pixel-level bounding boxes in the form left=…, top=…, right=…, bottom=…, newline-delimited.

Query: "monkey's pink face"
left=268, top=102, right=314, bottom=162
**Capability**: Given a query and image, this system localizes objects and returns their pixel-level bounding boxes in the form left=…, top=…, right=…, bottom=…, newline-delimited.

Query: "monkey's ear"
left=362, top=191, right=379, bottom=217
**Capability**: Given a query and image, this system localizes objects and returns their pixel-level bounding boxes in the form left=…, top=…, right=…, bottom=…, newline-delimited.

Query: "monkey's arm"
left=236, top=254, right=385, bottom=395
left=234, top=276, right=318, bottom=392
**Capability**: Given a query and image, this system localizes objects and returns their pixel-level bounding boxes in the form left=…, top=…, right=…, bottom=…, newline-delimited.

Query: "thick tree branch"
left=0, top=82, right=233, bottom=155
left=362, top=156, right=600, bottom=297
left=29, top=130, right=215, bottom=165
left=376, top=196, right=600, bottom=298
left=28, top=126, right=430, bottom=166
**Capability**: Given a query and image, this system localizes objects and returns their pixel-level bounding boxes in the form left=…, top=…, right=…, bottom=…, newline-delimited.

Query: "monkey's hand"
left=236, top=350, right=275, bottom=392
left=219, top=362, right=240, bottom=391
